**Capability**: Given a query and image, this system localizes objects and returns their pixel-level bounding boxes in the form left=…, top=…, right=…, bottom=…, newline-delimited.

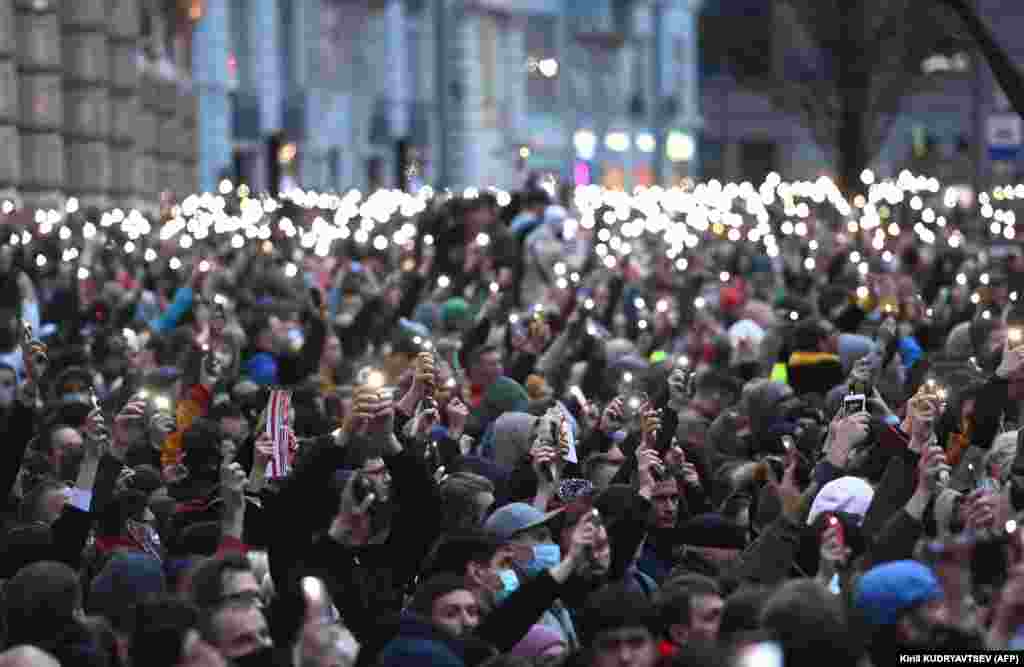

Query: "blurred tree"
left=940, top=0, right=1024, bottom=116
left=715, top=0, right=968, bottom=194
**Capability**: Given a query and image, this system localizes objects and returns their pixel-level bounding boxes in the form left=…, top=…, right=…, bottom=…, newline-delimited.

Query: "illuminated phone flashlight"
left=1012, top=328, right=1023, bottom=345
left=926, top=308, right=934, bottom=317
left=782, top=435, right=794, bottom=451
left=678, top=355, right=690, bottom=368
left=153, top=395, right=171, bottom=411
left=584, top=298, right=595, bottom=311
left=490, top=281, right=499, bottom=293
left=137, top=389, right=150, bottom=400
left=634, top=297, right=646, bottom=310
left=424, top=234, right=435, bottom=246
left=509, top=313, right=520, bottom=324
left=302, top=576, right=325, bottom=605
left=856, top=286, right=869, bottom=300
left=720, top=271, right=731, bottom=283
left=366, top=370, right=385, bottom=389
left=476, top=233, right=491, bottom=247
left=789, top=311, right=799, bottom=321
left=628, top=395, right=642, bottom=410
left=437, top=275, right=451, bottom=289
left=445, top=378, right=456, bottom=389
left=981, top=273, right=991, bottom=286
left=214, top=293, right=228, bottom=306
left=694, top=296, right=706, bottom=309
left=657, top=299, right=669, bottom=313
left=1008, top=519, right=1019, bottom=534
left=623, top=371, right=633, bottom=385
left=1013, top=291, right=1020, bottom=302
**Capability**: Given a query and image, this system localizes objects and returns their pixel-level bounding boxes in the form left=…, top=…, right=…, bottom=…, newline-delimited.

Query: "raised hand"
left=637, top=447, right=665, bottom=489
left=19, top=321, right=48, bottom=384
left=639, top=402, right=661, bottom=451
left=907, top=390, right=942, bottom=450
left=667, top=369, right=689, bottom=407
left=567, top=510, right=599, bottom=567
left=916, top=445, right=951, bottom=497
left=253, top=432, right=274, bottom=467
left=333, top=473, right=377, bottom=545
left=819, top=519, right=852, bottom=580
left=345, top=385, right=381, bottom=436
left=826, top=412, right=870, bottom=468
left=83, top=408, right=109, bottom=461
left=413, top=352, right=436, bottom=400
left=409, top=402, right=440, bottom=439
left=221, top=461, right=247, bottom=512
left=599, top=397, right=625, bottom=434
left=769, top=453, right=803, bottom=521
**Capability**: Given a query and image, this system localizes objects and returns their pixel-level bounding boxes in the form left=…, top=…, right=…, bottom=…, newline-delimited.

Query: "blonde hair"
left=985, top=430, right=1018, bottom=482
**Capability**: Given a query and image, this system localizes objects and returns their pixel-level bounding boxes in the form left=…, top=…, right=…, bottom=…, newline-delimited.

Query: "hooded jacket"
left=378, top=613, right=497, bottom=667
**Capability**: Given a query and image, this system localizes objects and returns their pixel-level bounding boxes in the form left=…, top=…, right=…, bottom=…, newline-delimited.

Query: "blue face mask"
left=494, top=569, right=519, bottom=604
left=524, top=543, right=561, bottom=577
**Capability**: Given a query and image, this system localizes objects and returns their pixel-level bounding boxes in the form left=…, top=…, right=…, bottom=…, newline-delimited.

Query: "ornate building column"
left=16, top=0, right=64, bottom=210
left=62, top=0, right=113, bottom=209
left=0, top=0, right=21, bottom=201
left=192, top=0, right=232, bottom=192
left=654, top=0, right=702, bottom=183
left=384, top=0, right=409, bottom=142
left=109, top=0, right=142, bottom=210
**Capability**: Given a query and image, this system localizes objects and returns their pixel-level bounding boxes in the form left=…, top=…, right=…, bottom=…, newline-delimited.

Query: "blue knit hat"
left=855, top=560, right=942, bottom=627
left=244, top=352, right=278, bottom=386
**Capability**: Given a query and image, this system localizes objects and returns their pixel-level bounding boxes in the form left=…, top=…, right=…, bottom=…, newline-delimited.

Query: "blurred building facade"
left=193, top=0, right=703, bottom=195
left=0, top=0, right=200, bottom=214
left=699, top=0, right=1024, bottom=192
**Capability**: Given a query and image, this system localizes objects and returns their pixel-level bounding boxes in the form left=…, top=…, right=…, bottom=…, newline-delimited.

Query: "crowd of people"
left=2, top=176, right=1024, bottom=667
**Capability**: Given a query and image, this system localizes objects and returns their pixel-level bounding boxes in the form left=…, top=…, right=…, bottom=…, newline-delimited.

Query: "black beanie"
left=409, top=574, right=471, bottom=617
